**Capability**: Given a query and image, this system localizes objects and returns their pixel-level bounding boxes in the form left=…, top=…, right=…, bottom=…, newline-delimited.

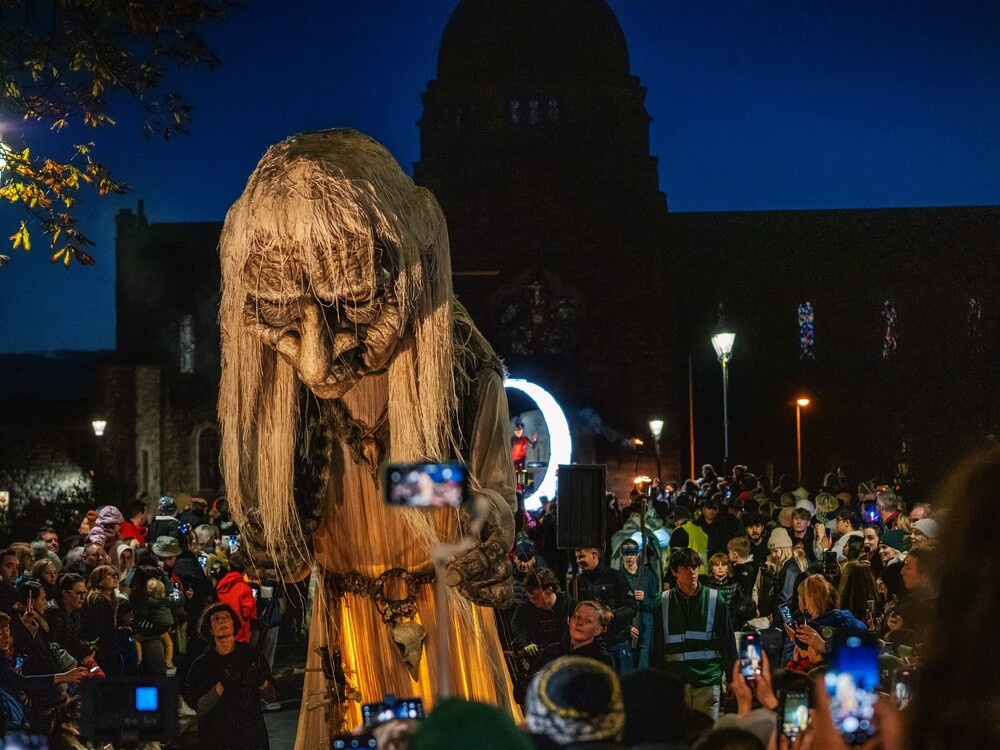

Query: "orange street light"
left=795, top=398, right=811, bottom=484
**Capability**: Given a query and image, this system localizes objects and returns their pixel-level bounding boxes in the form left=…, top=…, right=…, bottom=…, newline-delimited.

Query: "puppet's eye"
left=255, top=299, right=296, bottom=327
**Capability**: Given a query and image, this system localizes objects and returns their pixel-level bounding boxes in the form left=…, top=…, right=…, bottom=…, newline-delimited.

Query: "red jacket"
left=216, top=572, right=256, bottom=643
left=120, top=520, right=146, bottom=546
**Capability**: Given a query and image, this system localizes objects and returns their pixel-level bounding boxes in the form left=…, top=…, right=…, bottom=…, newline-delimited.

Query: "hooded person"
left=218, top=129, right=517, bottom=737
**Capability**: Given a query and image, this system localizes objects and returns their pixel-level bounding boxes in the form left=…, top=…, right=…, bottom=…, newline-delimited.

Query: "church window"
left=882, top=301, right=898, bottom=360
left=797, top=302, right=815, bottom=361
left=179, top=314, right=195, bottom=373
left=195, top=425, right=221, bottom=496
left=547, top=98, right=560, bottom=122
left=529, top=99, right=539, bottom=124
left=509, top=99, right=520, bottom=124
left=967, top=297, right=982, bottom=338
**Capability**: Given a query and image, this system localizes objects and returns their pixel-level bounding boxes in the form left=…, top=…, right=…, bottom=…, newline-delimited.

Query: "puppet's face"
left=243, top=244, right=405, bottom=399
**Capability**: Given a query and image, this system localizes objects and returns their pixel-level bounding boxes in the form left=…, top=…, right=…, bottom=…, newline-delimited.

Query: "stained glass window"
left=967, top=297, right=982, bottom=338
left=797, top=302, right=815, bottom=361
left=179, top=314, right=195, bottom=373
left=882, top=301, right=898, bottom=360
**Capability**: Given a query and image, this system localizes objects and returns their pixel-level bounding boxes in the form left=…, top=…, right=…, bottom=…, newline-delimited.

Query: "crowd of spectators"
left=410, top=446, right=992, bottom=749
left=2, top=442, right=996, bottom=749
left=0, top=494, right=287, bottom=748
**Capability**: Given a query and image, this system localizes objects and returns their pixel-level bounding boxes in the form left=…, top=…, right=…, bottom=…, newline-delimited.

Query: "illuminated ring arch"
left=503, top=378, right=572, bottom=511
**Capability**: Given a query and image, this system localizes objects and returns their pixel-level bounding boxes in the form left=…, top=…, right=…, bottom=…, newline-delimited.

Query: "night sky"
left=1, top=0, right=998, bottom=353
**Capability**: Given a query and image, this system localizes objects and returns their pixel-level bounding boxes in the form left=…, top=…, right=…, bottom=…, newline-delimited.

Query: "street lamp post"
left=648, top=419, right=664, bottom=482
left=711, top=327, right=735, bottom=470
left=795, top=398, right=810, bottom=485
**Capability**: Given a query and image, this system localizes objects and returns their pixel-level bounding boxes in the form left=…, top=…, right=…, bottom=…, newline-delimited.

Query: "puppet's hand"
left=240, top=511, right=314, bottom=583
left=446, top=491, right=515, bottom=608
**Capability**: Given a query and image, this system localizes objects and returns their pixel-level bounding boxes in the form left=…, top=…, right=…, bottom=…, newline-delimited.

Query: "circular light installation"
left=504, top=378, right=572, bottom=511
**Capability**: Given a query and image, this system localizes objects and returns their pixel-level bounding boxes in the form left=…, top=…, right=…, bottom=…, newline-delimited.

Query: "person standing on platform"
left=510, top=422, right=538, bottom=472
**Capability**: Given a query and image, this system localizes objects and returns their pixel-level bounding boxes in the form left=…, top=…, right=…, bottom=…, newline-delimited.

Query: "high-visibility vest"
left=681, top=521, right=709, bottom=573
left=661, top=585, right=724, bottom=687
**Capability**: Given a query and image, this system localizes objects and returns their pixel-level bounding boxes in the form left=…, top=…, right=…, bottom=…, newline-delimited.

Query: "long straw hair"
left=219, top=129, right=459, bottom=566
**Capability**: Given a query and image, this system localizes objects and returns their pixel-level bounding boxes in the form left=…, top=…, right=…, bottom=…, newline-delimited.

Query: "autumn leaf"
left=9, top=222, right=31, bottom=251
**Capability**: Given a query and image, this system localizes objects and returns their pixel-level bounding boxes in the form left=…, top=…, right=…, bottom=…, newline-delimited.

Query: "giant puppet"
left=218, top=130, right=517, bottom=747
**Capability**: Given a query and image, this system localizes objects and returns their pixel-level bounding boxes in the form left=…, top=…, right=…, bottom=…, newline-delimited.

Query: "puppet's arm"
left=446, top=369, right=517, bottom=608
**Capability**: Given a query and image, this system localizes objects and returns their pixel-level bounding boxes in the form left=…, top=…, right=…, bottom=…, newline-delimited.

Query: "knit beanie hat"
left=157, top=496, right=177, bottom=516
left=879, top=529, right=907, bottom=552
left=97, top=505, right=125, bottom=527
left=86, top=526, right=110, bottom=549
left=768, top=527, right=793, bottom=550
left=525, top=656, right=624, bottom=745
left=410, top=699, right=531, bottom=750
left=794, top=499, right=816, bottom=517
left=912, top=518, right=938, bottom=539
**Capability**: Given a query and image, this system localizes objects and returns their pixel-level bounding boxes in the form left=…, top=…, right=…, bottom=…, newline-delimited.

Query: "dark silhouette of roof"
left=437, top=0, right=630, bottom=81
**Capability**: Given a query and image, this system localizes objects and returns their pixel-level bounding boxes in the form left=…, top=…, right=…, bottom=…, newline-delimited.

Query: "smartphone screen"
left=893, top=667, right=914, bottom=709
left=825, top=635, right=879, bottom=745
left=362, top=697, right=424, bottom=726
left=736, top=631, right=762, bottom=680
left=228, top=536, right=239, bottom=552
left=778, top=602, right=794, bottom=627
left=823, top=550, right=838, bottom=576
left=781, top=689, right=810, bottom=738
left=198, top=554, right=209, bottom=569
left=383, top=462, right=468, bottom=508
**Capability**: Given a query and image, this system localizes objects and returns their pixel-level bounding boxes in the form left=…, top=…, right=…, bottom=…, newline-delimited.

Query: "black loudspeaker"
left=556, top=464, right=607, bottom=550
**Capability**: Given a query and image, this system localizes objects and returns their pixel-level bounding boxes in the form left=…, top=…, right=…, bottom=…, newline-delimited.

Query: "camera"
left=80, top=677, right=178, bottom=745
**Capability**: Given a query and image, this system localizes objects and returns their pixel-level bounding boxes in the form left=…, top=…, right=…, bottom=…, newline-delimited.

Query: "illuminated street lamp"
left=711, top=322, right=735, bottom=468
left=795, top=398, right=810, bottom=484
left=91, top=419, right=107, bottom=437
left=648, top=419, right=664, bottom=481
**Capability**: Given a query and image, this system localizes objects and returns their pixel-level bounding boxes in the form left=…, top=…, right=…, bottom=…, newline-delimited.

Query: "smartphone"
left=228, top=536, right=239, bottom=552
left=89, top=665, right=100, bottom=674
left=823, top=550, right=838, bottom=576
left=736, top=631, right=762, bottom=680
left=382, top=462, right=468, bottom=508
left=778, top=602, right=794, bottom=628
left=197, top=554, right=209, bottom=570
left=779, top=688, right=810, bottom=738
left=825, top=635, right=879, bottom=745
left=893, top=667, right=915, bottom=710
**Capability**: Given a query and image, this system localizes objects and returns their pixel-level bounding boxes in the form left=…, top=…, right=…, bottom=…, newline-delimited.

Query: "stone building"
left=415, top=0, right=681, bottom=489
left=40, top=0, right=996, bottom=507
left=100, top=202, right=223, bottom=505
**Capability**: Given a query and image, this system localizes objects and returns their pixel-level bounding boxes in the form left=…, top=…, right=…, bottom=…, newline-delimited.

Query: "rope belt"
left=327, top=567, right=436, bottom=626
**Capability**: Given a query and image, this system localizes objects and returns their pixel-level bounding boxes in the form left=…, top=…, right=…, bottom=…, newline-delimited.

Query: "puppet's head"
left=219, top=130, right=458, bottom=564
